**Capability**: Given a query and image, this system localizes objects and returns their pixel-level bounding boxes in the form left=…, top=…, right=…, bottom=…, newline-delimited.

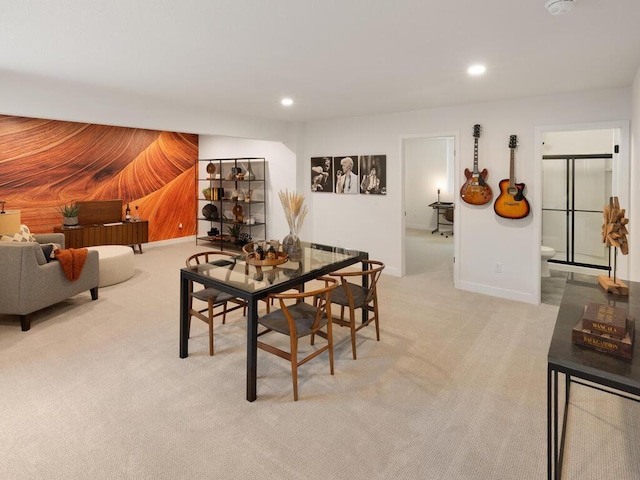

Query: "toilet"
left=541, top=246, right=556, bottom=277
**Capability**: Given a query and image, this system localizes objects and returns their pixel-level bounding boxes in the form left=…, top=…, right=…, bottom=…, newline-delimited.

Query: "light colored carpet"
left=405, top=228, right=454, bottom=276
left=1, top=239, right=639, bottom=479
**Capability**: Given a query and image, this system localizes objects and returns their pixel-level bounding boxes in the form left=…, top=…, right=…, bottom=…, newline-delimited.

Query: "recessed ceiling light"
left=467, top=64, right=486, bottom=76
left=281, top=98, right=294, bottom=106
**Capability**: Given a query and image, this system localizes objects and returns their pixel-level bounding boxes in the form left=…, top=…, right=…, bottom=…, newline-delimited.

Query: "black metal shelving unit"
left=196, top=157, right=266, bottom=251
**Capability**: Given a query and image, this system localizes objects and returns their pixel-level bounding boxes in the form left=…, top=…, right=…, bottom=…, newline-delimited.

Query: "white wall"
left=543, top=130, right=615, bottom=155
left=301, top=87, right=632, bottom=303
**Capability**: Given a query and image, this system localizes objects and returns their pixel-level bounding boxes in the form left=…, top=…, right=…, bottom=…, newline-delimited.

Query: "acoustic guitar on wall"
left=460, top=124, right=492, bottom=205
left=493, top=134, right=530, bottom=219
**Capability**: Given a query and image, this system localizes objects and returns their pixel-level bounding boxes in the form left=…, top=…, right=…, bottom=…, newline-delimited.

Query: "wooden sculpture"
left=598, top=196, right=629, bottom=295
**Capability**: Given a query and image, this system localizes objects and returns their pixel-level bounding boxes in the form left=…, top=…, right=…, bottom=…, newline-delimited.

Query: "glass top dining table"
left=179, top=241, right=369, bottom=401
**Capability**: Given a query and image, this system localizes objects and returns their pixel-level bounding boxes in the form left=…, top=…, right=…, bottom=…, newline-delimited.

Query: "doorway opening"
left=402, top=135, right=456, bottom=278
left=539, top=124, right=629, bottom=305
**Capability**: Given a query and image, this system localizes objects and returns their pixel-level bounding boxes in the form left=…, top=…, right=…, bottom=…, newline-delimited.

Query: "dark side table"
left=428, top=201, right=454, bottom=237
left=547, top=273, right=640, bottom=479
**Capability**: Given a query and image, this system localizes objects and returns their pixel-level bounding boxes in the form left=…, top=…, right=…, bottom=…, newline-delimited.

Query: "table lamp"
left=0, top=202, right=21, bottom=235
left=437, top=188, right=441, bottom=203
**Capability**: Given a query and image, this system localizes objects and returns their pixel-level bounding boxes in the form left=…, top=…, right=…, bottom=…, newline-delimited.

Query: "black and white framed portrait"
left=310, top=156, right=333, bottom=192
left=334, top=155, right=359, bottom=194
left=359, top=155, right=387, bottom=195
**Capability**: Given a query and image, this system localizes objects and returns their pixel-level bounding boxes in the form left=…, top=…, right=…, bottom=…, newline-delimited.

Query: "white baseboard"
left=406, top=224, right=431, bottom=231
left=456, top=280, right=537, bottom=305
left=144, top=236, right=196, bottom=249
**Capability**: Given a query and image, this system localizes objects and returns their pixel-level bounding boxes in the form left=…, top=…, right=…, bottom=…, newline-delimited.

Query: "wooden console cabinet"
left=54, top=221, right=148, bottom=253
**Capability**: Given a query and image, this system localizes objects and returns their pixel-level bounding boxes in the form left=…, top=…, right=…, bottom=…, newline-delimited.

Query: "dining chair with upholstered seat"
left=185, top=251, right=247, bottom=355
left=257, top=276, right=338, bottom=401
left=328, top=260, right=385, bottom=360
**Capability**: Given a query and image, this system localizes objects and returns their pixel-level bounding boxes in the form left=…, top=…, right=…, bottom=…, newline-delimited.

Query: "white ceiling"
left=2, top=0, right=640, bottom=123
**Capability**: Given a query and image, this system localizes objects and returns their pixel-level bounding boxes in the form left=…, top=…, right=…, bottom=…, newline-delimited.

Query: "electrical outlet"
left=495, top=263, right=502, bottom=273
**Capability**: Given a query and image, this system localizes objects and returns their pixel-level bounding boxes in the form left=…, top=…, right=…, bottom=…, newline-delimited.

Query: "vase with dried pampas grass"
left=278, top=189, right=307, bottom=261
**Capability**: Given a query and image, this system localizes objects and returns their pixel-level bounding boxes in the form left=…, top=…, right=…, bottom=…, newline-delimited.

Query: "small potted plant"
left=227, top=223, right=244, bottom=244
left=57, top=201, right=79, bottom=226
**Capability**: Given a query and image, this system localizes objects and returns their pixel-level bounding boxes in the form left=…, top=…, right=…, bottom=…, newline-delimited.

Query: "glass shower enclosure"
left=541, top=154, right=613, bottom=271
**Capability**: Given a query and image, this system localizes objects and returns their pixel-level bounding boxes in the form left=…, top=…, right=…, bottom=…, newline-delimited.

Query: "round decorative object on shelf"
left=206, top=163, right=216, bottom=175
left=202, top=203, right=218, bottom=220
left=232, top=204, right=243, bottom=222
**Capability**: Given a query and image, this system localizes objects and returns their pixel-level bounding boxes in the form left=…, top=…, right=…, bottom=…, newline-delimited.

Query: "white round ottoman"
left=87, top=245, right=135, bottom=287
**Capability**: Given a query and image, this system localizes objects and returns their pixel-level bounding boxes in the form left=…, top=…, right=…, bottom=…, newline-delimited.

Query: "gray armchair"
left=0, top=233, right=99, bottom=331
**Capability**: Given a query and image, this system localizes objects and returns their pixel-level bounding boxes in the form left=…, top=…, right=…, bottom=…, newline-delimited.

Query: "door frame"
left=400, top=131, right=460, bottom=285
left=534, top=120, right=630, bottom=301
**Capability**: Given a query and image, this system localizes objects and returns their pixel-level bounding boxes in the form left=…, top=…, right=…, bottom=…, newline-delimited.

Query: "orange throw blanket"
left=54, top=248, right=88, bottom=281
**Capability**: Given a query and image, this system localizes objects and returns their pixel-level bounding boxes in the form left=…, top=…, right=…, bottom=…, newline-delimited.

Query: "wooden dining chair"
left=185, top=251, right=247, bottom=355
left=328, top=260, right=385, bottom=360
left=257, top=276, right=338, bottom=401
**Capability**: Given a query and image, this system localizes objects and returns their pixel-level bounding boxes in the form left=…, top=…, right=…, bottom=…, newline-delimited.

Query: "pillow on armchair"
left=40, top=243, right=55, bottom=263
left=1, top=225, right=57, bottom=264
left=0, top=224, right=37, bottom=243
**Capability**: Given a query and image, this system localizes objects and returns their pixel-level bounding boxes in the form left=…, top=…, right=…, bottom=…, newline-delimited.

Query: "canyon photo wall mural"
left=0, top=115, right=198, bottom=241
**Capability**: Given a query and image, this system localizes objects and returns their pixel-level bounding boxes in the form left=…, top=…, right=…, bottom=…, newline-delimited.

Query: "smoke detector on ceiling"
left=545, top=0, right=575, bottom=15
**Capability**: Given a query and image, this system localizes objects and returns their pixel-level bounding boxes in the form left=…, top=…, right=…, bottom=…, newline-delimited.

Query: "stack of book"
left=572, top=302, right=635, bottom=359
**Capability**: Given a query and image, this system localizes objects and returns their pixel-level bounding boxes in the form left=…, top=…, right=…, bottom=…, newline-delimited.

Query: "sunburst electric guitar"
left=460, top=124, right=492, bottom=205
left=493, top=135, right=530, bottom=219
